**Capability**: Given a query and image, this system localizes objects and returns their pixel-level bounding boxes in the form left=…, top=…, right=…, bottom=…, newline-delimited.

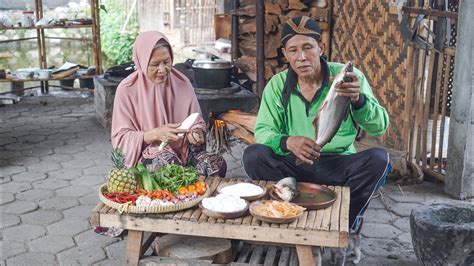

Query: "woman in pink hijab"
left=111, top=31, right=226, bottom=177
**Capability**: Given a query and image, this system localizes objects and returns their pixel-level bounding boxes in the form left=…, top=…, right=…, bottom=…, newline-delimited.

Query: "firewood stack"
left=235, top=0, right=331, bottom=91
left=218, top=110, right=257, bottom=145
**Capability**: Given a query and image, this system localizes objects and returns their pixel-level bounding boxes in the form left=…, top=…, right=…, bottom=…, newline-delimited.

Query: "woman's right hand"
left=143, top=123, right=189, bottom=145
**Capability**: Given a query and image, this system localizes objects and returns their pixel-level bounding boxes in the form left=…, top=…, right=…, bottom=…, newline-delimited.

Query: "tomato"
left=195, top=180, right=206, bottom=188
left=178, top=187, right=188, bottom=195
left=196, top=185, right=207, bottom=195
left=187, top=185, right=196, bottom=192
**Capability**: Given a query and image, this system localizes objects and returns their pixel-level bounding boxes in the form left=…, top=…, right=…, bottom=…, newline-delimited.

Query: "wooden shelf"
left=0, top=75, right=96, bottom=83
left=1, top=0, right=102, bottom=94
left=1, top=24, right=94, bottom=31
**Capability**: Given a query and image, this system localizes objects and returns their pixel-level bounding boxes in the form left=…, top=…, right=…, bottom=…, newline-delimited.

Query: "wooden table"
left=90, top=177, right=350, bottom=266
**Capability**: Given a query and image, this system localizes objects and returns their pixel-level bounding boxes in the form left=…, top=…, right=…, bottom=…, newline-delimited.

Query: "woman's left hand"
left=335, top=72, right=361, bottom=103
left=187, top=129, right=205, bottom=145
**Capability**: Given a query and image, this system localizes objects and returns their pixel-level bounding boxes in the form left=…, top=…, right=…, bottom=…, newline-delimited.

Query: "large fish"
left=272, top=177, right=297, bottom=202
left=296, top=61, right=354, bottom=165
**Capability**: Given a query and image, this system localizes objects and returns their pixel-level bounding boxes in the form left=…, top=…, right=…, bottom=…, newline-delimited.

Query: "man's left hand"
left=335, top=72, right=360, bottom=103
left=187, top=129, right=205, bottom=145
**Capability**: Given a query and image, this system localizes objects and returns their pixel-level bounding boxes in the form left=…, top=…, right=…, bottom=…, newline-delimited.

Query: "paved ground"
left=0, top=95, right=471, bottom=265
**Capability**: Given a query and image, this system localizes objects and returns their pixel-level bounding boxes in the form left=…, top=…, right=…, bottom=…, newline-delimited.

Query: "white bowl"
left=36, top=69, right=52, bottom=79
left=15, top=68, right=36, bottom=80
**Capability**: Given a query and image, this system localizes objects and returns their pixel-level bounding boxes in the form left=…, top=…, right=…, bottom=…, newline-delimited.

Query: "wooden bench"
left=90, top=176, right=350, bottom=266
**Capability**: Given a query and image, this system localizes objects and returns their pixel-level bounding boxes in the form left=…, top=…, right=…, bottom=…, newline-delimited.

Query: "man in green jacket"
left=242, top=16, right=391, bottom=231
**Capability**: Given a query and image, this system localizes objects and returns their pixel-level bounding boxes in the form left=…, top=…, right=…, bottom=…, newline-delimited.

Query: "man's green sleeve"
left=254, top=77, right=289, bottom=155
left=351, top=70, right=389, bottom=136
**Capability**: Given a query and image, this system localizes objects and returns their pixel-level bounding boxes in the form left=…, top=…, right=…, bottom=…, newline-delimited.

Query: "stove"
left=194, top=82, right=259, bottom=122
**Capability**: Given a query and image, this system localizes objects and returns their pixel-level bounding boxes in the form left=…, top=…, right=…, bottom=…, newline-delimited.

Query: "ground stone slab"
left=393, top=218, right=411, bottom=232
left=16, top=188, right=55, bottom=202
left=34, top=178, right=70, bottom=190
left=26, top=161, right=62, bottom=174
left=40, top=196, right=79, bottom=210
left=389, top=202, right=424, bottom=217
left=56, top=185, right=92, bottom=197
left=357, top=256, right=418, bottom=266
left=21, top=147, right=54, bottom=157
left=361, top=223, right=403, bottom=239
left=7, top=156, right=41, bottom=167
left=1, top=181, right=32, bottom=194
left=0, top=192, right=15, bottom=205
left=11, top=172, right=47, bottom=183
left=103, top=240, right=127, bottom=260
left=93, top=258, right=126, bottom=265
left=71, top=175, right=106, bottom=187
left=29, top=235, right=75, bottom=253
left=1, top=200, right=38, bottom=214
left=1, top=165, right=26, bottom=176
left=47, top=220, right=91, bottom=236
left=361, top=238, right=404, bottom=258
left=83, top=165, right=112, bottom=176
left=364, top=209, right=397, bottom=224
left=57, top=245, right=107, bottom=265
left=78, top=193, right=100, bottom=206
left=74, top=229, right=121, bottom=248
left=0, top=176, right=11, bottom=184
left=61, top=158, right=95, bottom=170
left=47, top=168, right=82, bottom=180
left=20, top=209, right=63, bottom=226
left=34, top=140, right=65, bottom=148
left=38, top=153, right=74, bottom=164
left=3, top=224, right=46, bottom=241
left=397, top=232, right=413, bottom=245
left=54, top=144, right=86, bottom=154
left=0, top=214, right=21, bottom=228
left=0, top=240, right=27, bottom=258
left=6, top=252, right=56, bottom=266
left=63, top=204, right=98, bottom=220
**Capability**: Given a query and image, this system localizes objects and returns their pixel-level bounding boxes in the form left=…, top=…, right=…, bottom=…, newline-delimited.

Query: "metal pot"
left=192, top=59, right=232, bottom=89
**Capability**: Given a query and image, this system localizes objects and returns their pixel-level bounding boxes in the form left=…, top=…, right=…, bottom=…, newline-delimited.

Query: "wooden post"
left=445, top=0, right=474, bottom=199
left=126, top=230, right=144, bottom=266
left=256, top=0, right=265, bottom=98
left=295, top=245, right=315, bottom=266
left=231, top=0, right=239, bottom=63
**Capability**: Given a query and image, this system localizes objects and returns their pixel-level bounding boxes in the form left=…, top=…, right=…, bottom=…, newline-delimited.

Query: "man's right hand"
left=286, top=136, right=321, bottom=165
left=144, top=123, right=188, bottom=145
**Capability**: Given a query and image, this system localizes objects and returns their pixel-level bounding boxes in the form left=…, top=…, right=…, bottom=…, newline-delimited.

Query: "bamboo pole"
left=436, top=54, right=452, bottom=173
left=429, top=51, right=444, bottom=171
left=421, top=51, right=437, bottom=168
left=402, top=45, right=415, bottom=153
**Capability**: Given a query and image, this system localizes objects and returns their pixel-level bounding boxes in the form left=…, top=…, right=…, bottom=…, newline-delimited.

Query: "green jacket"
left=255, top=61, right=389, bottom=156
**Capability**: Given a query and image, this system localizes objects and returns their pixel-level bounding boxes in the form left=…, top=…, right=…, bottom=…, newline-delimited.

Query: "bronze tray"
left=269, top=182, right=337, bottom=210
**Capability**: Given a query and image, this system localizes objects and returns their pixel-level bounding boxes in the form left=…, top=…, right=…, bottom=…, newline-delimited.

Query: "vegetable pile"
left=103, top=164, right=207, bottom=207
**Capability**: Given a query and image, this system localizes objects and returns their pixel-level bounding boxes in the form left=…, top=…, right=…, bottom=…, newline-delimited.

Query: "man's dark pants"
left=242, top=144, right=390, bottom=230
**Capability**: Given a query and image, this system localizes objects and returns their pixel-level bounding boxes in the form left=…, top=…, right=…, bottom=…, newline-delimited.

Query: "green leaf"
left=100, top=4, right=108, bottom=13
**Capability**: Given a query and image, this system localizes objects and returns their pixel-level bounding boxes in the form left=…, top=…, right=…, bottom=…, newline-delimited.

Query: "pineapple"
left=107, top=149, right=137, bottom=194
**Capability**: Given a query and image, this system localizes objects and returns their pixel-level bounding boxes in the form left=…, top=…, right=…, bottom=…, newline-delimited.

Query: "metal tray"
left=269, top=182, right=337, bottom=210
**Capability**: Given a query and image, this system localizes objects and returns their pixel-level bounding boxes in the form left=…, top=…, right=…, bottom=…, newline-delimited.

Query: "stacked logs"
left=235, top=0, right=331, bottom=90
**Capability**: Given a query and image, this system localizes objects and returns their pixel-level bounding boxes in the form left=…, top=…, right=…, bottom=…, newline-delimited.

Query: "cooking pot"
left=192, top=58, right=232, bottom=89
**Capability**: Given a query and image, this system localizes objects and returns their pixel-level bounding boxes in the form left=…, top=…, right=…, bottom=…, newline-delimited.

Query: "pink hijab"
left=111, top=31, right=205, bottom=167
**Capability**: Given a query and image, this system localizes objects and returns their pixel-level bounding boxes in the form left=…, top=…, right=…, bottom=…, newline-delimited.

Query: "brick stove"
left=94, top=75, right=259, bottom=130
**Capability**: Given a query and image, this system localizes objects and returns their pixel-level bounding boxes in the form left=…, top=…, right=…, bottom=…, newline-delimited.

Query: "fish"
left=296, top=61, right=354, bottom=165
left=272, top=177, right=297, bottom=202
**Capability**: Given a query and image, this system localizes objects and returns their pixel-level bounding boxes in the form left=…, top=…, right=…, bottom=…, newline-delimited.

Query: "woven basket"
left=99, top=184, right=210, bottom=214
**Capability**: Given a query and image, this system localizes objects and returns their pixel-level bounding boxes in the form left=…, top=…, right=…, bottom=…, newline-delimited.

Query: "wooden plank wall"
left=330, top=0, right=408, bottom=150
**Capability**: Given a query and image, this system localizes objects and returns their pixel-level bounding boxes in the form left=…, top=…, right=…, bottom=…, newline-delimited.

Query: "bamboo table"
left=90, top=176, right=350, bottom=266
